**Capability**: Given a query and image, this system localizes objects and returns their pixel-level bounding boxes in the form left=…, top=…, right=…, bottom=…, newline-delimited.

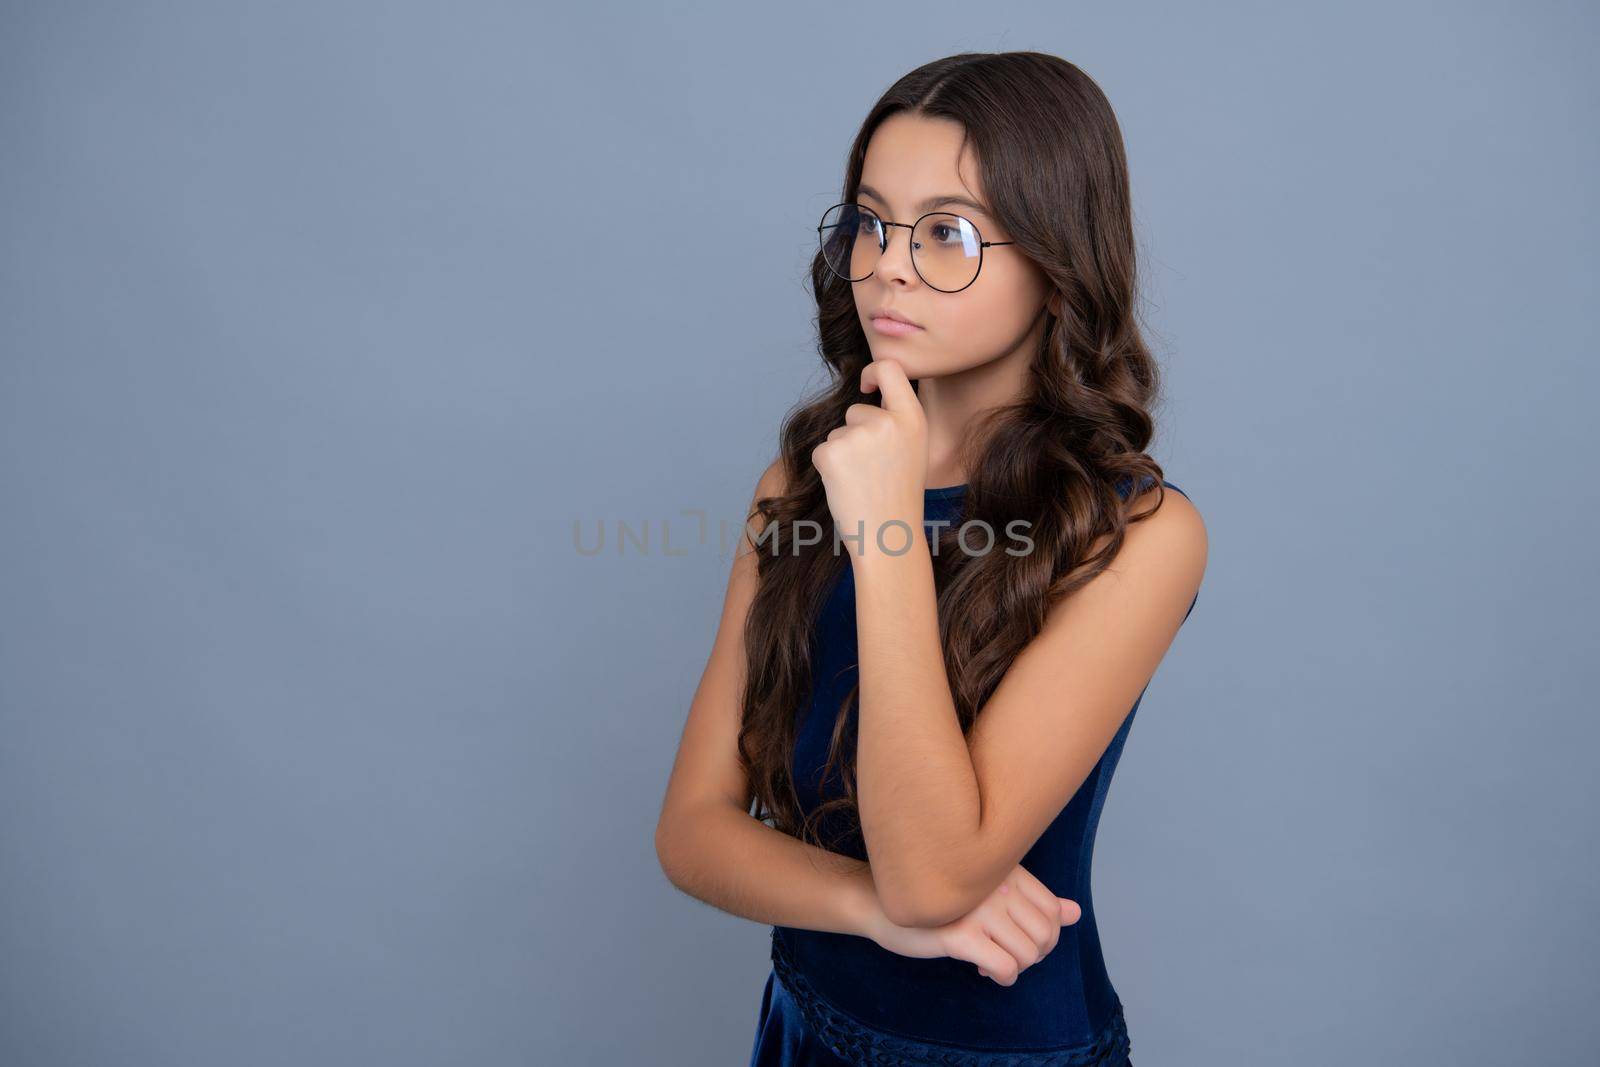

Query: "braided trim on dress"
left=769, top=929, right=1131, bottom=1067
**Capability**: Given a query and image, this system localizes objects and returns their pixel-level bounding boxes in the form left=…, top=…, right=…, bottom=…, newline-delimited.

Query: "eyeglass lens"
left=818, top=203, right=988, bottom=293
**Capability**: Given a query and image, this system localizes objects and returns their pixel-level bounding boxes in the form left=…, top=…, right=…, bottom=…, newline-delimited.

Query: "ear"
left=1047, top=291, right=1063, bottom=318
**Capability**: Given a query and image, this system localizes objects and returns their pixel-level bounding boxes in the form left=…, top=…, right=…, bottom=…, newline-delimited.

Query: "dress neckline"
left=924, top=483, right=968, bottom=500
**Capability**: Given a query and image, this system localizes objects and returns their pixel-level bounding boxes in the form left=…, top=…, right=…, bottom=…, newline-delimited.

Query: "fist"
left=810, top=358, right=929, bottom=553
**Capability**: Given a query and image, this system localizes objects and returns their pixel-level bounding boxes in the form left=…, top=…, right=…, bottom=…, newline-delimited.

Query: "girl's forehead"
left=860, top=122, right=990, bottom=216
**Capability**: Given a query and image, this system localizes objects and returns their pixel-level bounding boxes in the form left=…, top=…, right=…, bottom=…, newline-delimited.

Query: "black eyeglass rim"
left=815, top=201, right=1017, bottom=294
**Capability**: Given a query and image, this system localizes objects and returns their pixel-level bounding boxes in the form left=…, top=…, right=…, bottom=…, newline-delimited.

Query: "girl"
left=655, top=51, right=1207, bottom=1066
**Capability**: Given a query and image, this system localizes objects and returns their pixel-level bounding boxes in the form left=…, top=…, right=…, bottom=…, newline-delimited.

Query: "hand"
left=810, top=359, right=928, bottom=556
left=866, top=865, right=1083, bottom=987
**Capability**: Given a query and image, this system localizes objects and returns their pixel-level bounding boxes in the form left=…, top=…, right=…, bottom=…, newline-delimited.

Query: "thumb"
left=1058, top=898, right=1082, bottom=925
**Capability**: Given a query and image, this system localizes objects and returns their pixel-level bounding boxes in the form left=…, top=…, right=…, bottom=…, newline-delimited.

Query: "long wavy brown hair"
left=737, top=52, right=1176, bottom=853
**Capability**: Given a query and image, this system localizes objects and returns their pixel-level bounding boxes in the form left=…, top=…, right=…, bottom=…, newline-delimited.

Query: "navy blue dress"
left=748, top=477, right=1197, bottom=1067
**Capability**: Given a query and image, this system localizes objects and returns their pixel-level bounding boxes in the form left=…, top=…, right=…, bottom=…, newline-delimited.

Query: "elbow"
left=654, top=801, right=728, bottom=892
left=654, top=817, right=688, bottom=890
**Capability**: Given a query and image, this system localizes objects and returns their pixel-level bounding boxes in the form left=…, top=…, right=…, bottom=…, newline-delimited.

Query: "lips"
left=871, top=308, right=921, bottom=328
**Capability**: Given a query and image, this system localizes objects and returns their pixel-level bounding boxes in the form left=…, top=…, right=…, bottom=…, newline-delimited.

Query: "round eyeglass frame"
left=816, top=201, right=1017, bottom=294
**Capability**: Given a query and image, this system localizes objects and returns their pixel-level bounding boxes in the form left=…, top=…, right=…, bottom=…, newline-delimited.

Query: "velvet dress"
left=747, top=477, right=1197, bottom=1067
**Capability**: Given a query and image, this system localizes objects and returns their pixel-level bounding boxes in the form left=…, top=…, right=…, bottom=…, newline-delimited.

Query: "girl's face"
left=852, top=112, right=1054, bottom=380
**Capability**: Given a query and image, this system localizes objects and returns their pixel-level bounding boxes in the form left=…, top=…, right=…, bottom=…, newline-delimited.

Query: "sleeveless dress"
left=747, top=477, right=1197, bottom=1067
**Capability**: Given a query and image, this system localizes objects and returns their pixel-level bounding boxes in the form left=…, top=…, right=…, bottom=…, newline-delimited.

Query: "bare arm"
left=657, top=799, right=881, bottom=936
left=654, top=459, right=885, bottom=940
left=854, top=484, right=1209, bottom=928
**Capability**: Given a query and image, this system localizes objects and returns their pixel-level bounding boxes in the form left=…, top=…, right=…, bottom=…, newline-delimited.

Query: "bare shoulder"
left=752, top=456, right=789, bottom=506
left=1125, top=480, right=1208, bottom=575
left=738, top=456, right=791, bottom=555
left=1067, top=479, right=1207, bottom=595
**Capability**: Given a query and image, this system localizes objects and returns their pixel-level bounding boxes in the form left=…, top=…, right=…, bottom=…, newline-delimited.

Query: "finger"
left=859, top=358, right=918, bottom=414
left=842, top=402, right=887, bottom=427
left=968, top=936, right=1020, bottom=987
left=1003, top=885, right=1056, bottom=950
left=1010, top=875, right=1056, bottom=926
left=1009, top=875, right=1054, bottom=917
left=982, top=911, right=1042, bottom=974
left=1059, top=897, right=1082, bottom=925
left=1010, top=878, right=1064, bottom=951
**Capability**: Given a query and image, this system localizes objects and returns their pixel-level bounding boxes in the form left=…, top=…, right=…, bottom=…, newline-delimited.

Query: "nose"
left=875, top=222, right=919, bottom=287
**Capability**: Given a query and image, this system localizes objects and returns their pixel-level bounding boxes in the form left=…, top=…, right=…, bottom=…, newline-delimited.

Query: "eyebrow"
left=856, top=184, right=993, bottom=219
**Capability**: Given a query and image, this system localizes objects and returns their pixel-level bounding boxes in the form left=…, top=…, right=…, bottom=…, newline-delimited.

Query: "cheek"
left=933, top=287, right=1040, bottom=352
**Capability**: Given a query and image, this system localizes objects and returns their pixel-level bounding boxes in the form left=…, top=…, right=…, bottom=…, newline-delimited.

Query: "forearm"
left=852, top=537, right=982, bottom=924
left=656, top=800, right=884, bottom=939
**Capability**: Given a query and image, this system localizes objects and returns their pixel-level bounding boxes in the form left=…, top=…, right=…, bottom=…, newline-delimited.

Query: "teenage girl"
left=655, top=51, right=1207, bottom=1067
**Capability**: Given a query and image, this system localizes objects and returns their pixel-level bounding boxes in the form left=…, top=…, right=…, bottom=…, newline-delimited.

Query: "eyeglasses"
left=816, top=201, right=1016, bottom=294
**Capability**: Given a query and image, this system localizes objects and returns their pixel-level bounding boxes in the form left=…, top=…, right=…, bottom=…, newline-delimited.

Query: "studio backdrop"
left=1, top=3, right=1595, bottom=1065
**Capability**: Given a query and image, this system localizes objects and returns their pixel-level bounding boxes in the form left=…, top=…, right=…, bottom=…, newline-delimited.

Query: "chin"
left=869, top=347, right=921, bottom=369
left=872, top=350, right=951, bottom=383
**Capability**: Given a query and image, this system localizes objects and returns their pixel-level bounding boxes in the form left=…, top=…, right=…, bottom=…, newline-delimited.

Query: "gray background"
left=2, top=2, right=1595, bottom=1064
